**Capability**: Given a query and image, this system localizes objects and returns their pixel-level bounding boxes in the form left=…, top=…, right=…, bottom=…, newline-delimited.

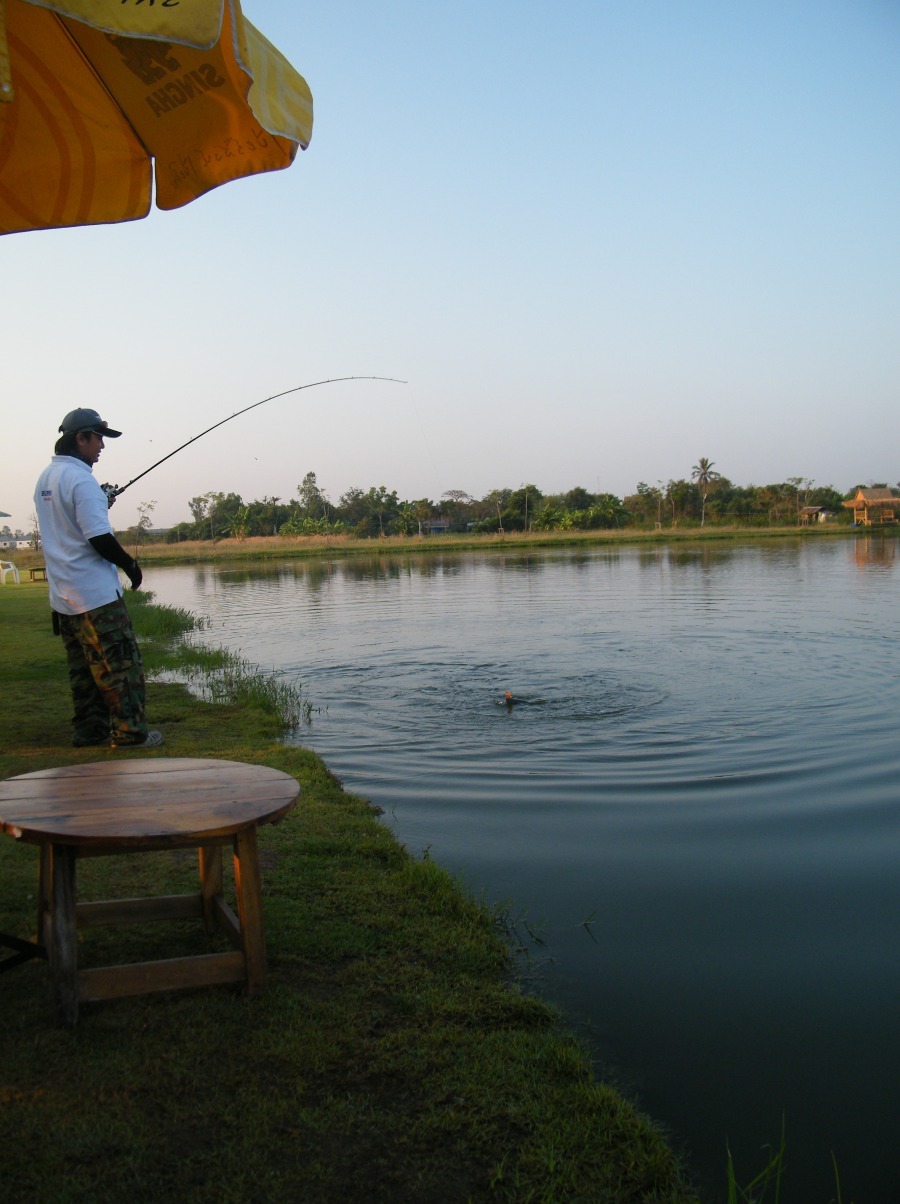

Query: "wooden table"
left=0, top=758, right=299, bottom=1023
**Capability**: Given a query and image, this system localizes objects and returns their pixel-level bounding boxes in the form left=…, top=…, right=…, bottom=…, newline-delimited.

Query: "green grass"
left=724, top=1118, right=849, bottom=1204
left=0, top=583, right=699, bottom=1203
left=129, top=591, right=309, bottom=729
left=726, top=1118, right=787, bottom=1204
left=125, top=590, right=202, bottom=641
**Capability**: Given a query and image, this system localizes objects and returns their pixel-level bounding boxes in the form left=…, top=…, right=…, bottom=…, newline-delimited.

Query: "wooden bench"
left=28, top=566, right=47, bottom=581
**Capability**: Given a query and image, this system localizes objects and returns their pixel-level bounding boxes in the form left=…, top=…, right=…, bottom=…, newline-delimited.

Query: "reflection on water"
left=853, top=536, right=897, bottom=568
left=149, top=537, right=900, bottom=1202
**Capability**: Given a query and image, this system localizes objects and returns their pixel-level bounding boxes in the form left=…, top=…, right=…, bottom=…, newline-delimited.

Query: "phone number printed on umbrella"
left=169, top=131, right=273, bottom=185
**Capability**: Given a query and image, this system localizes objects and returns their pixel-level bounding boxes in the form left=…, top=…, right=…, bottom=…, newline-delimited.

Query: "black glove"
left=88, top=534, right=143, bottom=588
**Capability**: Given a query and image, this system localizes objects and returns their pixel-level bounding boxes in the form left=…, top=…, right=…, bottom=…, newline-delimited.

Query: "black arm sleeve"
left=88, top=533, right=137, bottom=573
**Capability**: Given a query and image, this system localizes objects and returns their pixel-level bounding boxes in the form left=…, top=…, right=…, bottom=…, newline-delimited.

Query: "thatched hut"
left=842, top=488, right=897, bottom=526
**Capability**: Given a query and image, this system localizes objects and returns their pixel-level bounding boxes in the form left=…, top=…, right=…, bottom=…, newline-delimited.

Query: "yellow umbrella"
left=0, top=0, right=313, bottom=233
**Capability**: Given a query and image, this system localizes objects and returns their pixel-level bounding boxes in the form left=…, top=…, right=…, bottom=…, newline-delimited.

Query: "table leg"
left=233, top=826, right=266, bottom=995
left=198, top=846, right=224, bottom=935
left=46, top=844, right=79, bottom=1024
left=37, top=842, right=52, bottom=945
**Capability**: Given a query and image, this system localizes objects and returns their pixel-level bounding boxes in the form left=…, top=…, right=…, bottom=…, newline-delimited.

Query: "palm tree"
left=691, top=458, right=721, bottom=526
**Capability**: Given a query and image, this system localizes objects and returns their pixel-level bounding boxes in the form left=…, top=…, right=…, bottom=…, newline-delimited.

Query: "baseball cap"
left=58, top=408, right=122, bottom=438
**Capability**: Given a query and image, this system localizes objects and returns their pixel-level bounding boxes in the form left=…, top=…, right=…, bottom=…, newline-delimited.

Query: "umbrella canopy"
left=0, top=0, right=313, bottom=233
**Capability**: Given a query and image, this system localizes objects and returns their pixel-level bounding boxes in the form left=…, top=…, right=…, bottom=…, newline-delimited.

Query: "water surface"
left=151, top=536, right=900, bottom=1201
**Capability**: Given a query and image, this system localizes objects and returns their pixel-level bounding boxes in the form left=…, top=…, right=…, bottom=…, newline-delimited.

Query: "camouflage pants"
left=59, top=597, right=148, bottom=746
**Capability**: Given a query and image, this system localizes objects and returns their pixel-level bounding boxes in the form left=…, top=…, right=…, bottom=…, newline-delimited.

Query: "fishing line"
left=408, top=390, right=445, bottom=501
left=102, top=376, right=407, bottom=499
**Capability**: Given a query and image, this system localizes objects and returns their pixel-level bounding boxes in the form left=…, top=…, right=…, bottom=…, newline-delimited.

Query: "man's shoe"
left=113, top=730, right=164, bottom=750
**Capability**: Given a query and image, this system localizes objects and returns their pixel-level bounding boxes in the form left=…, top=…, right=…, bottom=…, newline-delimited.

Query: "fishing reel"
left=101, top=482, right=121, bottom=505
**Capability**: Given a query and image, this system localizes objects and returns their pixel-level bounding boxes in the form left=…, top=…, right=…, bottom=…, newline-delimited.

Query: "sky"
left=3, top=0, right=899, bottom=530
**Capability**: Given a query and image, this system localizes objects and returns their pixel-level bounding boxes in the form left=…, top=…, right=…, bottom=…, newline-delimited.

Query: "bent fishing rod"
left=101, top=376, right=407, bottom=500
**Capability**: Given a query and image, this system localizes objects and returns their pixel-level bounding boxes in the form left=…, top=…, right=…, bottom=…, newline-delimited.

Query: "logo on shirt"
left=41, top=490, right=53, bottom=502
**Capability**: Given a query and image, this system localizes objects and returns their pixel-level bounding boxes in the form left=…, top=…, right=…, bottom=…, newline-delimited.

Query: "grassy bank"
left=0, top=584, right=699, bottom=1203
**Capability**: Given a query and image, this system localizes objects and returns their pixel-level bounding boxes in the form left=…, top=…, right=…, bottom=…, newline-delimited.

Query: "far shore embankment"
left=8, top=519, right=880, bottom=573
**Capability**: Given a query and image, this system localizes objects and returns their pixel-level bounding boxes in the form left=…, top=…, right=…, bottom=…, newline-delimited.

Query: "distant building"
left=421, top=516, right=451, bottom=535
left=799, top=505, right=829, bottom=525
left=842, top=488, right=897, bottom=527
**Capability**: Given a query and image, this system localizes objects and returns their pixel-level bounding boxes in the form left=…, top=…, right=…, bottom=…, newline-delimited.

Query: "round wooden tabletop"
left=0, top=758, right=300, bottom=847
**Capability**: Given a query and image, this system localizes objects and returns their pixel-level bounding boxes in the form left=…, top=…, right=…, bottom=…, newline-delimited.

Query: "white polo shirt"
left=34, top=455, right=122, bottom=615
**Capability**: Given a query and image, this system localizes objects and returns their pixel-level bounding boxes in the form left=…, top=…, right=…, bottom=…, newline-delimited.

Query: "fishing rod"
left=101, top=375, right=407, bottom=500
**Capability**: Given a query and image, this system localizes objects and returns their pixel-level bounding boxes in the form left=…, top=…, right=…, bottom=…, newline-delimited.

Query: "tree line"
left=128, top=465, right=898, bottom=544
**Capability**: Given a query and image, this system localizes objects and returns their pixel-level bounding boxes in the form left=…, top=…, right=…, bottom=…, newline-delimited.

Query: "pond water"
left=149, top=535, right=900, bottom=1202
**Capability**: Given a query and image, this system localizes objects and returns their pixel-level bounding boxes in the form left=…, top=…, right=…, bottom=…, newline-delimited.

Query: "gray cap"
left=59, top=408, right=122, bottom=438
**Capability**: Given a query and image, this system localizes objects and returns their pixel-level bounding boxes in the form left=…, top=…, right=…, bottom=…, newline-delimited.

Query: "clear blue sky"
left=3, top=0, right=898, bottom=529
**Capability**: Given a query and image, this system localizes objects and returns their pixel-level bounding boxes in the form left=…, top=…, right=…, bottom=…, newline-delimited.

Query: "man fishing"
left=34, top=409, right=162, bottom=750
